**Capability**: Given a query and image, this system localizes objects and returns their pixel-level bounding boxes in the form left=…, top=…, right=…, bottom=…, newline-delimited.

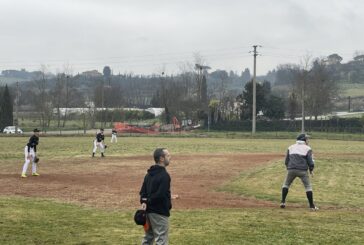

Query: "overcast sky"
left=1, top=0, right=363, bottom=75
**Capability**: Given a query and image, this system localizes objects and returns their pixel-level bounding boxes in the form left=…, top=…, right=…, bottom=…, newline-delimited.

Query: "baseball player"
left=280, top=133, right=319, bottom=211
left=92, top=128, right=106, bottom=157
left=111, top=128, right=117, bottom=143
left=21, top=128, right=40, bottom=178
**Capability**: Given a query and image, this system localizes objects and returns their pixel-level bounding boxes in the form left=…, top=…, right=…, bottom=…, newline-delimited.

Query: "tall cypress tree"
left=0, top=85, right=13, bottom=128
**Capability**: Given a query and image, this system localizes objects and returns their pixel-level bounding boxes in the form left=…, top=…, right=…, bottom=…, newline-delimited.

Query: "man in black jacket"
left=139, top=148, right=172, bottom=245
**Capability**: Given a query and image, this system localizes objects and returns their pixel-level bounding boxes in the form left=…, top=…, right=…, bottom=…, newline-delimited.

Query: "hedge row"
left=209, top=118, right=364, bottom=133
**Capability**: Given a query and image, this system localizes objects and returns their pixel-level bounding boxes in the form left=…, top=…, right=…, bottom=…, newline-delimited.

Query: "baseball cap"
left=134, top=209, right=146, bottom=225
left=33, top=128, right=40, bottom=132
left=296, top=133, right=310, bottom=141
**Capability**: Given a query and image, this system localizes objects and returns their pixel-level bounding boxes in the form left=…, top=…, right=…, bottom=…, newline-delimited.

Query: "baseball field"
left=0, top=136, right=363, bottom=244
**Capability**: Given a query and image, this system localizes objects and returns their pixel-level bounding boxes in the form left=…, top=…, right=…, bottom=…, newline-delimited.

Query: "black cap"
left=100, top=128, right=104, bottom=131
left=33, top=128, right=40, bottom=132
left=297, top=133, right=309, bottom=141
left=134, top=209, right=146, bottom=225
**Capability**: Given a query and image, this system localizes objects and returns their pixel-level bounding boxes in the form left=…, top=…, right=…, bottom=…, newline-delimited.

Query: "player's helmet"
left=297, top=133, right=309, bottom=141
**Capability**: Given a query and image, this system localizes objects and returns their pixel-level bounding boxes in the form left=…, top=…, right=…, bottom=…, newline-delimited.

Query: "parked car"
left=3, top=126, right=23, bottom=134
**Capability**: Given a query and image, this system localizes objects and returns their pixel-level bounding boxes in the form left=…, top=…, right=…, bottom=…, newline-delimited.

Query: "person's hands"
left=141, top=203, right=147, bottom=210
left=172, top=194, right=180, bottom=200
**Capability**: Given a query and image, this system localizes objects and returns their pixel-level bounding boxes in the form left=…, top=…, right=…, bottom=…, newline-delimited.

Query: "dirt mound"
left=0, top=153, right=283, bottom=209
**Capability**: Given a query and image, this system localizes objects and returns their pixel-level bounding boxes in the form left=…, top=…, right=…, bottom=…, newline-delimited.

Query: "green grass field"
left=0, top=136, right=363, bottom=244
left=340, top=83, right=364, bottom=97
left=1, top=136, right=364, bottom=161
left=1, top=198, right=363, bottom=245
left=222, top=155, right=364, bottom=208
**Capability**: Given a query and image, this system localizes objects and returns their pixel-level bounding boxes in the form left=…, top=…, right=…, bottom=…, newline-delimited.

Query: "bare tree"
left=52, top=73, right=65, bottom=127
left=33, top=65, right=52, bottom=128
left=294, top=55, right=312, bottom=132
left=306, top=58, right=339, bottom=120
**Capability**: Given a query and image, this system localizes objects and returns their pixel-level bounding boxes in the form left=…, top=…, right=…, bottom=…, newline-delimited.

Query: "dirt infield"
left=0, top=153, right=282, bottom=209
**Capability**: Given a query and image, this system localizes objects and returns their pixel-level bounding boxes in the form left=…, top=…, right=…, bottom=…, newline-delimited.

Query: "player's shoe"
left=21, top=174, right=27, bottom=178
left=280, top=203, right=286, bottom=208
left=92, top=153, right=95, bottom=157
left=101, top=153, right=105, bottom=157
left=32, top=173, right=40, bottom=176
left=310, top=206, right=319, bottom=211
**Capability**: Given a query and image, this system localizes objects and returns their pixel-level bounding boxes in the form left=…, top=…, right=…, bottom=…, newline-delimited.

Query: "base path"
left=0, top=153, right=283, bottom=209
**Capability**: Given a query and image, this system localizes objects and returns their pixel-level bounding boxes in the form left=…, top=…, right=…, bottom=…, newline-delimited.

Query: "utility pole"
left=15, top=81, right=19, bottom=134
left=348, top=96, right=351, bottom=112
left=101, top=79, right=105, bottom=128
left=301, top=75, right=305, bottom=133
left=251, top=45, right=260, bottom=134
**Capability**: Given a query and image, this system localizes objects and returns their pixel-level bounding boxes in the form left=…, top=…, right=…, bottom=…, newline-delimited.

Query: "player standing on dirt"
left=21, top=128, right=40, bottom=178
left=280, top=133, right=319, bottom=211
left=92, top=128, right=106, bottom=157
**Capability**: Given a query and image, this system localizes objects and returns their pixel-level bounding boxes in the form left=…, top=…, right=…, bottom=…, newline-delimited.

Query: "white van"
left=3, top=126, right=23, bottom=134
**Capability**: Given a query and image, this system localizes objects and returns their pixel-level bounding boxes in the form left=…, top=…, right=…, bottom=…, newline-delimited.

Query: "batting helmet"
left=134, top=209, right=146, bottom=225
left=297, top=133, right=310, bottom=142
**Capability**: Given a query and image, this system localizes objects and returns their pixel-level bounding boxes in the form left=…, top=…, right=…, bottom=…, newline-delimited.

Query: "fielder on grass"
left=111, top=128, right=117, bottom=143
left=21, top=128, right=40, bottom=178
left=92, top=128, right=106, bottom=157
left=280, top=133, right=319, bottom=211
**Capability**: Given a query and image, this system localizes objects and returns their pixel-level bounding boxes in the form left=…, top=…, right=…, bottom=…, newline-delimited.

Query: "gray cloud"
left=0, top=0, right=364, bottom=75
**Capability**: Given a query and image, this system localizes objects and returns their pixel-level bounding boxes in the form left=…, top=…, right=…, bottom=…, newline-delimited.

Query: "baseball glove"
left=34, top=157, right=40, bottom=163
left=104, top=145, right=108, bottom=149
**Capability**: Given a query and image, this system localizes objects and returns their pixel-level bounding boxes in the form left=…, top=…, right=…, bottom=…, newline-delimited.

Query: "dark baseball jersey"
left=96, top=133, right=104, bottom=142
left=27, top=135, right=39, bottom=152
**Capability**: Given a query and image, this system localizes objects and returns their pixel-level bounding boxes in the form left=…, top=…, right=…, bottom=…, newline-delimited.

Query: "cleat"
left=280, top=203, right=286, bottom=209
left=32, top=173, right=40, bottom=176
left=21, top=174, right=27, bottom=178
left=101, top=153, right=105, bottom=157
left=310, top=206, right=319, bottom=211
left=92, top=153, right=95, bottom=157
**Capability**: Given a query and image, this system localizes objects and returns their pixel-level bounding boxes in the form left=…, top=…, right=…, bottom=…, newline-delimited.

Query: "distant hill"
left=0, top=76, right=32, bottom=85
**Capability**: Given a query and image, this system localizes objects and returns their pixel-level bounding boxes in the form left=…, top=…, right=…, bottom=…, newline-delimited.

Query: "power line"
left=0, top=50, right=253, bottom=71
left=0, top=45, right=253, bottom=64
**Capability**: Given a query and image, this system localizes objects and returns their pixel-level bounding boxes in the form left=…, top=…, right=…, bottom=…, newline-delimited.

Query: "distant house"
left=81, top=70, right=103, bottom=78
left=145, top=108, right=164, bottom=117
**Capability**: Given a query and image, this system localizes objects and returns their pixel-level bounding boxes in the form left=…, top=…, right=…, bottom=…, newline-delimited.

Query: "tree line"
left=2, top=52, right=357, bottom=130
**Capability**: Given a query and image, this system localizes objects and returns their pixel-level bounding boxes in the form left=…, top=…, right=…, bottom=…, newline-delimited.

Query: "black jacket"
left=285, top=141, right=315, bottom=171
left=139, top=164, right=171, bottom=217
